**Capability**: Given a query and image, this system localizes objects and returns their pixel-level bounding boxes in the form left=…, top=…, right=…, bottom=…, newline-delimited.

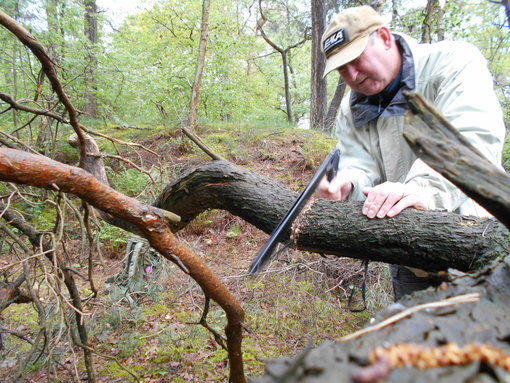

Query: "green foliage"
left=97, top=223, right=130, bottom=249
left=116, top=331, right=144, bottom=358
left=300, top=129, right=338, bottom=167
left=392, top=1, right=510, bottom=128
left=107, top=168, right=151, bottom=198
left=226, top=223, right=241, bottom=239
left=2, top=0, right=508, bottom=131
left=503, top=132, right=510, bottom=172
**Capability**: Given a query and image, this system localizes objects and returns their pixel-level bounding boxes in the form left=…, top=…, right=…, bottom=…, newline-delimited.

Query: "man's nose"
left=342, top=63, right=359, bottom=81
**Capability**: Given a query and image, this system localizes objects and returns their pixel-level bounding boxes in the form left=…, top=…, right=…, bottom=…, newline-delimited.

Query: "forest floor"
left=1, top=122, right=394, bottom=382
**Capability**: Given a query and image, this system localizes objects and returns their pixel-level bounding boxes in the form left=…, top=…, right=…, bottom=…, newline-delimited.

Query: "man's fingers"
left=318, top=176, right=350, bottom=201
left=362, top=183, right=426, bottom=218
left=362, top=187, right=402, bottom=218
left=386, top=195, right=425, bottom=218
left=339, top=181, right=353, bottom=200
left=316, top=176, right=330, bottom=198
left=376, top=191, right=404, bottom=218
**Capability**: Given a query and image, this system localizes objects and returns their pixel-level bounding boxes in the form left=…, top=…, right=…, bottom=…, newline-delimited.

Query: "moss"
left=300, top=130, right=338, bottom=168
left=107, top=168, right=152, bottom=198
left=97, top=360, right=143, bottom=380
left=116, top=331, right=144, bottom=358
left=502, top=131, right=510, bottom=171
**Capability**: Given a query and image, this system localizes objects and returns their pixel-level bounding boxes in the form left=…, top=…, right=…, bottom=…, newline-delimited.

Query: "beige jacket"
left=335, top=33, right=506, bottom=217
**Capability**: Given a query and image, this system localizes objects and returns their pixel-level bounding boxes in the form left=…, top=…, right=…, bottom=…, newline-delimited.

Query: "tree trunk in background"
left=325, top=76, right=346, bottom=132
left=257, top=0, right=308, bottom=124
left=371, top=0, right=385, bottom=13
left=84, top=0, right=98, bottom=118
left=310, top=0, right=327, bottom=131
left=45, top=0, right=60, bottom=60
left=9, top=1, right=21, bottom=129
left=281, top=51, right=294, bottom=123
left=391, top=0, right=401, bottom=23
left=189, top=0, right=211, bottom=129
left=503, top=0, right=510, bottom=28
left=421, top=0, right=445, bottom=43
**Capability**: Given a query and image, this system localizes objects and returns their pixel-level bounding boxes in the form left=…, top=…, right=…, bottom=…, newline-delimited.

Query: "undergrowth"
left=2, top=122, right=393, bottom=382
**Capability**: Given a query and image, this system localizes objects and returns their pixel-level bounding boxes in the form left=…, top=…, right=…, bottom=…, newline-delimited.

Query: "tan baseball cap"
left=321, top=6, right=385, bottom=77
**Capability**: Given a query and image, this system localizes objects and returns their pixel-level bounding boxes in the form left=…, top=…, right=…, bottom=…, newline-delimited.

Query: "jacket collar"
left=350, top=34, right=416, bottom=128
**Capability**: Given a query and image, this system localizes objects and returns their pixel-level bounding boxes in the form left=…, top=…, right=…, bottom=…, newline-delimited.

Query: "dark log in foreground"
left=404, top=92, right=510, bottom=230
left=156, top=160, right=509, bottom=273
left=253, top=255, right=510, bottom=383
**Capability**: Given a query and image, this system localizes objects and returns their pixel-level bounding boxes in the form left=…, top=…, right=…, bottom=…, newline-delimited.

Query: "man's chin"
left=355, top=85, right=382, bottom=96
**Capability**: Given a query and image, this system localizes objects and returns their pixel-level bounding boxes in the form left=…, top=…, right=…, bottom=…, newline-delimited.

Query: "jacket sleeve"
left=334, top=103, right=381, bottom=201
left=404, top=41, right=506, bottom=211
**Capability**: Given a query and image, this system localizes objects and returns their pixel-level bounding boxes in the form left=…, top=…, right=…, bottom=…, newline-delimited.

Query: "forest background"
left=0, top=0, right=509, bottom=382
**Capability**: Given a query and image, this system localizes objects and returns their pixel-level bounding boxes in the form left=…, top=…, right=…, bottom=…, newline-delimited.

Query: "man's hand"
left=362, top=182, right=426, bottom=218
left=317, top=175, right=353, bottom=201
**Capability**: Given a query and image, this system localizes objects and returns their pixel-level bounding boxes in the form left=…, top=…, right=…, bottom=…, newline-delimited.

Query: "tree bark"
left=403, top=91, right=510, bottom=230
left=254, top=253, right=510, bottom=383
left=421, top=0, right=445, bottom=43
left=84, top=0, right=98, bottom=117
left=324, top=76, right=346, bottom=132
left=155, top=160, right=509, bottom=273
left=188, top=0, right=211, bottom=129
left=310, top=0, right=327, bottom=131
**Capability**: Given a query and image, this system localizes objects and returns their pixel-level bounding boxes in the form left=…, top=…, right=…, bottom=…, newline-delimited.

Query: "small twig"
left=11, top=328, right=45, bottom=382
left=181, top=127, right=226, bottom=161
left=86, top=152, right=156, bottom=183
left=83, top=204, right=98, bottom=298
left=0, top=92, right=67, bottom=123
left=187, top=296, right=228, bottom=350
left=65, top=316, right=141, bottom=382
left=338, top=293, right=480, bottom=342
left=0, top=130, right=41, bottom=154
left=0, top=325, right=33, bottom=344
left=81, top=126, right=159, bottom=157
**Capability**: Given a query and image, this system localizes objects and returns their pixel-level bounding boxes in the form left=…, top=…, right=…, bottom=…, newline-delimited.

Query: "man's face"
left=337, top=32, right=398, bottom=96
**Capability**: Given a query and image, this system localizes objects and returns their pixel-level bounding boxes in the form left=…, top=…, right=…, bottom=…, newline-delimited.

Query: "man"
left=317, top=6, right=506, bottom=300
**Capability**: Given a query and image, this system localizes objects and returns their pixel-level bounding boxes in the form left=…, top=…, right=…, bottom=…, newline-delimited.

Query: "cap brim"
left=322, top=35, right=369, bottom=78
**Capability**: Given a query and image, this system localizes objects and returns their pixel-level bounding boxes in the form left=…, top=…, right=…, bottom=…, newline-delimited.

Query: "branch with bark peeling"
left=0, top=148, right=247, bottom=383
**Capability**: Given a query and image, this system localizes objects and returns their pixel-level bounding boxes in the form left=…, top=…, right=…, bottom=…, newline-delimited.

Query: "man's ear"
left=377, top=26, right=392, bottom=49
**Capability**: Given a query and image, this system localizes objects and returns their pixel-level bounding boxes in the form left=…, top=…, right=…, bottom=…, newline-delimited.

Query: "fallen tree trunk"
left=155, top=161, right=509, bottom=273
